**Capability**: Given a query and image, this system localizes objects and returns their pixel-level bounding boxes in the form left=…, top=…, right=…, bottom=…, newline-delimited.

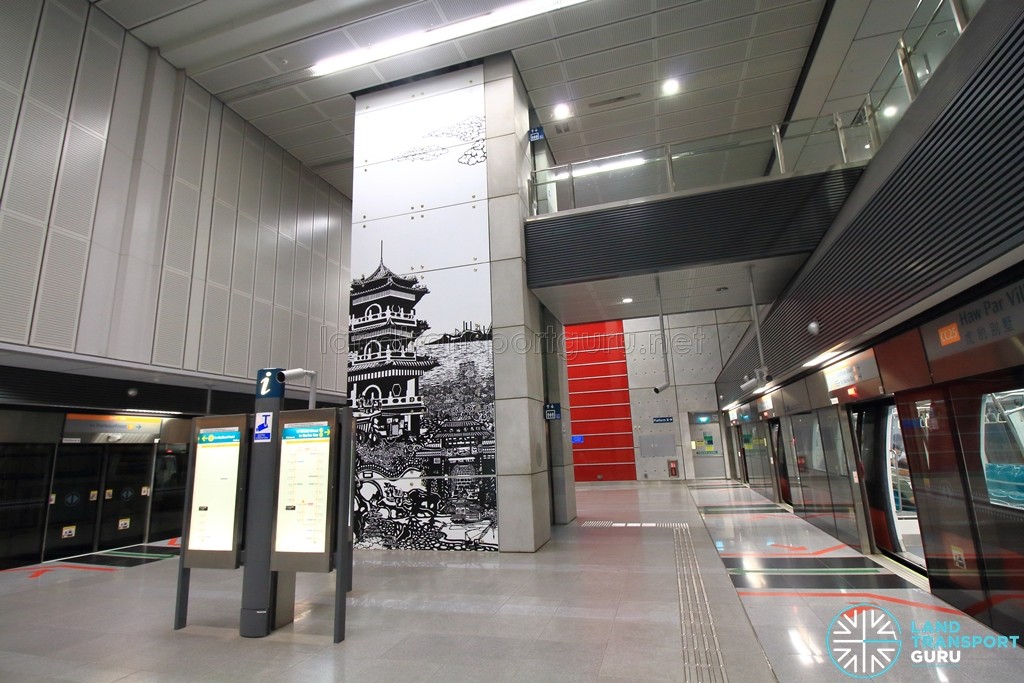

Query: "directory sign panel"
left=183, top=415, right=248, bottom=569
left=271, top=409, right=337, bottom=573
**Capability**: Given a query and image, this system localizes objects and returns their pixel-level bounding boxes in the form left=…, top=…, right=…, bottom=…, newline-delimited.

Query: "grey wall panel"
left=231, top=212, right=258, bottom=294
left=717, top=321, right=750, bottom=366
left=175, top=87, right=209, bottom=184
left=134, top=56, right=180, bottom=192
left=254, top=226, right=278, bottom=302
left=248, top=298, right=272, bottom=378
left=290, top=313, right=308, bottom=370
left=313, top=179, right=329, bottom=256
left=104, top=34, right=146, bottom=159
left=182, top=275, right=206, bottom=371
left=75, top=242, right=117, bottom=354
left=275, top=234, right=295, bottom=305
left=3, top=101, right=65, bottom=222
left=207, top=200, right=236, bottom=288
left=197, top=283, right=229, bottom=374
left=0, top=213, right=46, bottom=343
left=309, top=250, right=326, bottom=321
left=237, top=125, right=263, bottom=219
left=25, top=0, right=85, bottom=116
left=108, top=256, right=161, bottom=362
left=151, top=268, right=190, bottom=367
left=164, top=180, right=200, bottom=272
left=321, top=323, right=338, bottom=392
left=296, top=167, right=315, bottom=248
left=668, top=324, right=722, bottom=385
left=328, top=193, right=344, bottom=265
left=51, top=124, right=105, bottom=238
left=271, top=304, right=291, bottom=366
left=214, top=111, right=243, bottom=206
left=69, top=14, right=122, bottom=138
left=292, top=243, right=311, bottom=316
left=326, top=260, right=341, bottom=327
left=224, top=291, right=252, bottom=377
left=0, top=0, right=42, bottom=91
left=279, top=154, right=299, bottom=240
left=259, top=143, right=281, bottom=228
left=0, top=85, right=21, bottom=196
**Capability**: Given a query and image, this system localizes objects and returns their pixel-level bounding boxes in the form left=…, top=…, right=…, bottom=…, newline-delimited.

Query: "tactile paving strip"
left=674, top=524, right=729, bottom=682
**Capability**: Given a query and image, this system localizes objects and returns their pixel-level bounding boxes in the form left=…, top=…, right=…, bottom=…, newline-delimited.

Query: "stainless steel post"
left=897, top=38, right=920, bottom=102
left=949, top=0, right=969, bottom=34
left=833, top=111, right=848, bottom=164
left=771, top=124, right=786, bottom=174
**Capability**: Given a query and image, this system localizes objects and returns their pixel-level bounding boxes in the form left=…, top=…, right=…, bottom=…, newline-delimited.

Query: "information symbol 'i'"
left=827, top=604, right=902, bottom=678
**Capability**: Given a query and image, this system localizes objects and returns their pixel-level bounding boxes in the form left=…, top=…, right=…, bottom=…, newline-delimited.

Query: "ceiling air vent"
left=588, top=92, right=642, bottom=108
left=554, top=123, right=572, bottom=134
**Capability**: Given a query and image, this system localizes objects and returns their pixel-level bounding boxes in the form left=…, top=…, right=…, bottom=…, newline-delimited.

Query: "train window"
left=980, top=389, right=1024, bottom=510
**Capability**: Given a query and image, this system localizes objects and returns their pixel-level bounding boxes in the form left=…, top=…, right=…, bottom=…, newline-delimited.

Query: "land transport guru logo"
left=827, top=604, right=902, bottom=678
left=826, top=604, right=1021, bottom=678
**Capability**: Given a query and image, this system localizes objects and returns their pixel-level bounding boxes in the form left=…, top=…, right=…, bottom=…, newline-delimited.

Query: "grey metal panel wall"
left=525, top=165, right=864, bottom=288
left=0, top=0, right=351, bottom=397
left=718, top=0, right=1024, bottom=403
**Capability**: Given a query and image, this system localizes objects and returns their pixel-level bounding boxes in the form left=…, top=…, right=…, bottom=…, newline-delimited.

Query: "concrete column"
left=486, top=54, right=552, bottom=552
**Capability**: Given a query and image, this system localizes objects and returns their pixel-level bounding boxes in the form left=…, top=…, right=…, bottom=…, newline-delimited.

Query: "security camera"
left=277, top=368, right=308, bottom=383
left=740, top=376, right=759, bottom=392
left=653, top=381, right=670, bottom=394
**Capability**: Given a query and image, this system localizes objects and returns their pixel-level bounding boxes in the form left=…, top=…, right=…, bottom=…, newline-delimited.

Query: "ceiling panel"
left=753, top=0, right=823, bottom=34
left=656, top=17, right=755, bottom=56
left=557, top=16, right=653, bottom=61
left=512, top=41, right=561, bottom=70
left=90, top=0, right=913, bottom=208
left=562, top=42, right=655, bottom=81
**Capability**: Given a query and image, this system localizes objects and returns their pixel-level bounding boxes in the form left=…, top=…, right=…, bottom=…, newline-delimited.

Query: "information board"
left=183, top=415, right=248, bottom=569
left=271, top=409, right=338, bottom=573
left=188, top=428, right=241, bottom=552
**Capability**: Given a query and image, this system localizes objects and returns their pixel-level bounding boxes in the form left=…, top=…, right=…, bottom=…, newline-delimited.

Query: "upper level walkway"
left=1, top=480, right=1019, bottom=681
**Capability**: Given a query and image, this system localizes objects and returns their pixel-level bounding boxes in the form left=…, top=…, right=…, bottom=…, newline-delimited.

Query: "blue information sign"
left=571, top=435, right=584, bottom=444
left=529, top=126, right=545, bottom=141
left=544, top=402, right=561, bottom=420
left=282, top=423, right=331, bottom=440
left=255, top=368, right=284, bottom=398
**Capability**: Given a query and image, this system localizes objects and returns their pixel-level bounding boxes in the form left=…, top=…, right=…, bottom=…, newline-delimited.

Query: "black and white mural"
left=350, top=66, right=497, bottom=551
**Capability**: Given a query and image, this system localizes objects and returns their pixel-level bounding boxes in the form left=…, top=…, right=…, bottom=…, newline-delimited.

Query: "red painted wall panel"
left=566, top=320, right=635, bottom=482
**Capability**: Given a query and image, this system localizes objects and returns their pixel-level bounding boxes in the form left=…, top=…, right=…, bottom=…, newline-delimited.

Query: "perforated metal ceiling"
left=87, top=0, right=923, bottom=199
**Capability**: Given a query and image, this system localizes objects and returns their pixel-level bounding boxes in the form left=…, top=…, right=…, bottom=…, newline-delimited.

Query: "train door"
left=0, top=444, right=56, bottom=569
left=849, top=401, right=924, bottom=567
left=769, top=419, right=792, bottom=506
left=97, top=444, right=155, bottom=550
left=43, top=443, right=156, bottom=560
left=44, top=445, right=104, bottom=560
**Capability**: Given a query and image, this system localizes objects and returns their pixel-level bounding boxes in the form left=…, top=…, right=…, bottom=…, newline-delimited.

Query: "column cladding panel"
left=350, top=65, right=498, bottom=551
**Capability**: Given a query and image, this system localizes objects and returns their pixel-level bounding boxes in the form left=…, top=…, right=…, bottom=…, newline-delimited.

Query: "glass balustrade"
left=529, top=0, right=980, bottom=216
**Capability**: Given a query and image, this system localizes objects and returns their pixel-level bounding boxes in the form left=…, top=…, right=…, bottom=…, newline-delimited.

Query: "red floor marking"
left=769, top=543, right=808, bottom=551
left=2, top=564, right=118, bottom=579
left=721, top=543, right=847, bottom=557
left=167, top=537, right=182, bottom=547
left=737, top=590, right=963, bottom=616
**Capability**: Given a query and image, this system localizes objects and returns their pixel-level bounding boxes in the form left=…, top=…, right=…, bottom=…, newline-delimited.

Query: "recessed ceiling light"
left=553, top=103, right=571, bottom=120
left=864, top=143, right=871, bottom=149
left=311, top=0, right=595, bottom=76
left=621, top=297, right=633, bottom=303
left=883, top=106, right=899, bottom=118
left=661, top=78, right=680, bottom=96
left=716, top=286, right=728, bottom=292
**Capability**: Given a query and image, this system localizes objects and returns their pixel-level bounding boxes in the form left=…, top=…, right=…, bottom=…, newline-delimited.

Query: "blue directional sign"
left=254, top=413, right=273, bottom=442
left=571, top=435, right=585, bottom=444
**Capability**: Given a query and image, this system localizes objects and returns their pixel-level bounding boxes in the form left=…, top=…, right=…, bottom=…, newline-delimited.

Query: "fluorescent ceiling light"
left=883, top=105, right=899, bottom=118
left=802, top=349, right=842, bottom=368
left=551, top=156, right=645, bottom=181
left=661, top=78, right=680, bottom=96
left=553, top=103, right=571, bottom=119
left=621, top=297, right=633, bottom=303
left=123, top=408, right=183, bottom=415
left=312, top=0, right=593, bottom=77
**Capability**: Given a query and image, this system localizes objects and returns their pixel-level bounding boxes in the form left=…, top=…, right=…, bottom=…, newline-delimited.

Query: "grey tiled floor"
left=1, top=481, right=1021, bottom=681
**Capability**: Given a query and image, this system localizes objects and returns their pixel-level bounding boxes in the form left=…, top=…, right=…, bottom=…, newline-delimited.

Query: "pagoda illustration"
left=347, top=256, right=438, bottom=440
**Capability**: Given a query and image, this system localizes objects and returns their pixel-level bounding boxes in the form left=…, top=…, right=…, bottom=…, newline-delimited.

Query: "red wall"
left=565, top=321, right=636, bottom=482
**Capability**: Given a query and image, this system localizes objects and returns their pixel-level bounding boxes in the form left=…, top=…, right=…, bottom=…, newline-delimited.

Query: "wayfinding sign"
left=271, top=409, right=338, bottom=573
left=182, top=415, right=249, bottom=569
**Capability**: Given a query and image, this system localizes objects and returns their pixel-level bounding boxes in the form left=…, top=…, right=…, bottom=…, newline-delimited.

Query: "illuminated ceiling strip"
left=312, top=0, right=593, bottom=76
